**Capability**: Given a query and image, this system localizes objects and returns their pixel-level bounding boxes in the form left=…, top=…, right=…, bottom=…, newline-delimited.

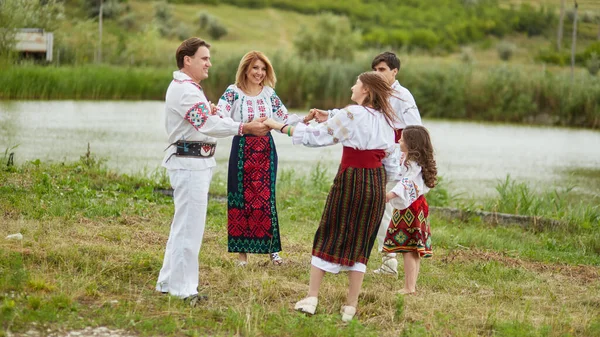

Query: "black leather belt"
left=165, top=140, right=216, bottom=162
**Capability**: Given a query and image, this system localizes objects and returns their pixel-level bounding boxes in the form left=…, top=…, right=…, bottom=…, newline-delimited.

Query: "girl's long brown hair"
left=402, top=125, right=437, bottom=188
left=357, top=71, right=397, bottom=126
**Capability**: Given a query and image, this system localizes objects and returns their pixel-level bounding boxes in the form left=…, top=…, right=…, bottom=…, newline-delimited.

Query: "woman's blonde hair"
left=235, top=51, right=277, bottom=93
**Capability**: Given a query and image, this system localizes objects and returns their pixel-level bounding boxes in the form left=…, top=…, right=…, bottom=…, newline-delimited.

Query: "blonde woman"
left=217, top=51, right=301, bottom=267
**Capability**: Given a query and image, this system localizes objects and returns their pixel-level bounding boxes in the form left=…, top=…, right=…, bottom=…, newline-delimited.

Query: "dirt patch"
left=441, top=248, right=600, bottom=284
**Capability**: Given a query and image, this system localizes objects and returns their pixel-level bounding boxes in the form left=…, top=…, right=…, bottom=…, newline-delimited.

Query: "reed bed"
left=1, top=59, right=599, bottom=128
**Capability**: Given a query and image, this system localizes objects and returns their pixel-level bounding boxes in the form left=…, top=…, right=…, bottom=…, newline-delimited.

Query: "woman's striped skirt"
left=312, top=165, right=387, bottom=266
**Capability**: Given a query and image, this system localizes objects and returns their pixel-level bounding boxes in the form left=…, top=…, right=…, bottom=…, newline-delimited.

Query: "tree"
left=570, top=1, right=578, bottom=80
left=294, top=13, right=361, bottom=62
left=0, top=0, right=64, bottom=59
left=557, top=0, right=565, bottom=50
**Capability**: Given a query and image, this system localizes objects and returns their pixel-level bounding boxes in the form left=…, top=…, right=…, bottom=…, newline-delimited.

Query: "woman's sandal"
left=294, top=297, right=318, bottom=315
left=270, top=252, right=284, bottom=266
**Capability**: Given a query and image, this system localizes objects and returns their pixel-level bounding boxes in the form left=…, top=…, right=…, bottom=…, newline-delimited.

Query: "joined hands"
left=246, top=108, right=329, bottom=136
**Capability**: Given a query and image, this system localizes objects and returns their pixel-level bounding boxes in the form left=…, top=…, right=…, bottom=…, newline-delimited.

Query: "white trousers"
left=376, top=182, right=396, bottom=253
left=311, top=256, right=367, bottom=274
left=156, top=168, right=213, bottom=298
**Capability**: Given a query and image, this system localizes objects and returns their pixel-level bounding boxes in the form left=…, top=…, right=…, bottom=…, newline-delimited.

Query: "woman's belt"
left=340, top=146, right=385, bottom=172
left=165, top=140, right=216, bottom=162
left=394, top=129, right=403, bottom=143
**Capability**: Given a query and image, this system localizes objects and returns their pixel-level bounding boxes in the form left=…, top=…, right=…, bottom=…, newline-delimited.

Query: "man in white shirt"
left=371, top=52, right=422, bottom=276
left=156, top=37, right=269, bottom=306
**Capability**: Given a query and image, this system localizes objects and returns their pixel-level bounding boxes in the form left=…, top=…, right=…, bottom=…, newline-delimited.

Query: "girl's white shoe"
left=294, top=296, right=318, bottom=315
left=340, top=305, right=356, bottom=322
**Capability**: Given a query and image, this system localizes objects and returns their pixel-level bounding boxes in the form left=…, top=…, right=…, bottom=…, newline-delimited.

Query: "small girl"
left=380, top=125, right=437, bottom=294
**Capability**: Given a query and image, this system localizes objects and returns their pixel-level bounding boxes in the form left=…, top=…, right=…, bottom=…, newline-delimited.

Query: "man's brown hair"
left=371, top=51, right=401, bottom=71
left=176, top=37, right=211, bottom=69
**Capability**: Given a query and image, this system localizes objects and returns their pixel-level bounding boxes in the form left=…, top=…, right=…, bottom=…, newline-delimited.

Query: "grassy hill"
left=126, top=1, right=317, bottom=56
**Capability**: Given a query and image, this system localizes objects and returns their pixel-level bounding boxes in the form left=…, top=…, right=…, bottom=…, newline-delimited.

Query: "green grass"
left=1, top=156, right=599, bottom=336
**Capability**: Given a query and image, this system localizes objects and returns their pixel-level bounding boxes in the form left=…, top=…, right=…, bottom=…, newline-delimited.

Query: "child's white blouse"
left=388, top=157, right=430, bottom=210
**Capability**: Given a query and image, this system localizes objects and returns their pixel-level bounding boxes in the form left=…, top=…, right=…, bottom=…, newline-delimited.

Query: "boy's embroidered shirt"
left=390, top=80, right=421, bottom=129
left=292, top=104, right=399, bottom=179
left=163, top=71, right=242, bottom=171
left=389, top=158, right=430, bottom=210
left=217, top=85, right=301, bottom=129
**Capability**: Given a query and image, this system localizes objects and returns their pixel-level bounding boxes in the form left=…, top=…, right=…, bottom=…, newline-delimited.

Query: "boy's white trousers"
left=376, top=182, right=396, bottom=252
left=156, top=168, right=213, bottom=298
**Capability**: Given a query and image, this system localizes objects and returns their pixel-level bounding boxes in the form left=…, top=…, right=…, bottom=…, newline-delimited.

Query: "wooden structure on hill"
left=14, top=28, right=54, bottom=62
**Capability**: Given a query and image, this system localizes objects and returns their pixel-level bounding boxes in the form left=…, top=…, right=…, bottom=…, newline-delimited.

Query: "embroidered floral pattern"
left=400, top=177, right=418, bottom=204
left=173, top=79, right=202, bottom=91
left=185, top=102, right=210, bottom=130
left=220, top=89, right=237, bottom=112
left=270, top=94, right=287, bottom=122
left=345, top=109, right=354, bottom=120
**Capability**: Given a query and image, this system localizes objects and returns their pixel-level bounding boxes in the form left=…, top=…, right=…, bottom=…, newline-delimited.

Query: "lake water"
left=1, top=101, right=599, bottom=198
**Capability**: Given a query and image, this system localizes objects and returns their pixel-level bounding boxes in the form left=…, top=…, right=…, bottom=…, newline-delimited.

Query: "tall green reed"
left=1, top=59, right=599, bottom=128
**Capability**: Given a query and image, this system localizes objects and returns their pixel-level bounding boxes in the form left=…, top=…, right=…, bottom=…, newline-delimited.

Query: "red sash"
left=340, top=146, right=385, bottom=172
left=394, top=129, right=403, bottom=143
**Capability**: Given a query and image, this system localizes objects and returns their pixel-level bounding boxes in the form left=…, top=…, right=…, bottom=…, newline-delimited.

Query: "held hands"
left=303, top=109, right=329, bottom=124
left=244, top=117, right=270, bottom=136
left=209, top=101, right=218, bottom=115
left=385, top=191, right=398, bottom=203
left=263, top=118, right=280, bottom=130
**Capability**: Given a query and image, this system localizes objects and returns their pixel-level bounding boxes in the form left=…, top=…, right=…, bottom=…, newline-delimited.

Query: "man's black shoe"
left=183, top=294, right=208, bottom=307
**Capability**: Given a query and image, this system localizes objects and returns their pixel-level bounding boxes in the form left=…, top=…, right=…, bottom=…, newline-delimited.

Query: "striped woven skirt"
left=382, top=195, right=432, bottom=258
left=312, top=165, right=387, bottom=266
left=227, top=133, right=281, bottom=254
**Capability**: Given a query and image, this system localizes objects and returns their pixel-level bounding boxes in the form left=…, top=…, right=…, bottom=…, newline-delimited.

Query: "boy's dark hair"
left=371, top=51, right=401, bottom=71
left=176, top=37, right=211, bottom=69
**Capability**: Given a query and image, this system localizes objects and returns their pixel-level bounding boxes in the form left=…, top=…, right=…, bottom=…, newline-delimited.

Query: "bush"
left=388, top=30, right=410, bottom=49
left=460, top=47, right=474, bottom=64
left=497, top=41, right=516, bottom=61
left=514, top=4, right=554, bottom=37
left=197, top=12, right=214, bottom=29
left=535, top=50, right=570, bottom=66
left=362, top=27, right=388, bottom=48
left=409, top=29, right=439, bottom=50
left=587, top=53, right=600, bottom=76
left=88, top=0, right=125, bottom=19
left=174, top=23, right=193, bottom=41
left=154, top=1, right=172, bottom=22
left=207, top=19, right=228, bottom=40
left=119, top=12, right=137, bottom=30
left=294, top=13, right=361, bottom=62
